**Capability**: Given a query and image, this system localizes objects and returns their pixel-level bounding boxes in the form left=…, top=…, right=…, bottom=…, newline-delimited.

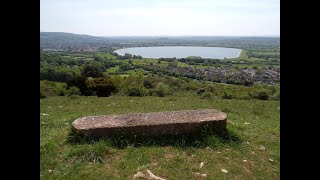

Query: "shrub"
left=120, top=71, right=149, bottom=97
left=86, top=78, right=116, bottom=97
left=201, top=92, right=213, bottom=99
left=205, top=84, right=217, bottom=93
left=250, top=90, right=269, bottom=100
left=67, top=76, right=93, bottom=96
left=270, top=92, right=280, bottom=101
left=154, top=82, right=170, bottom=97
left=56, top=84, right=67, bottom=96
left=143, top=78, right=155, bottom=89
left=81, top=64, right=104, bottom=78
left=197, top=88, right=206, bottom=95
left=40, top=91, right=46, bottom=99
left=125, top=86, right=149, bottom=97
left=40, top=80, right=67, bottom=97
left=184, top=83, right=198, bottom=91
left=67, top=86, right=81, bottom=96
left=109, top=75, right=125, bottom=92
left=222, top=92, right=234, bottom=99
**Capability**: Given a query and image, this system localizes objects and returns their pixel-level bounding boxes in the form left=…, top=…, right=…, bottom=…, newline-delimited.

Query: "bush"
left=270, top=92, right=280, bottom=101
left=250, top=90, right=269, bottom=100
left=197, top=88, right=206, bottom=95
left=120, top=71, right=149, bottom=97
left=81, top=64, right=104, bottom=78
left=222, top=92, right=234, bottom=99
left=205, top=84, right=217, bottom=93
left=56, top=84, right=67, bottom=96
left=67, top=76, right=93, bottom=96
left=125, top=86, right=149, bottom=97
left=68, top=86, right=81, bottom=96
left=154, top=82, right=170, bottom=97
left=143, top=78, right=155, bottom=89
left=40, top=80, right=67, bottom=97
left=201, top=92, right=213, bottom=99
left=86, top=78, right=116, bottom=97
left=109, top=75, right=125, bottom=92
left=184, top=83, right=198, bottom=91
left=40, top=91, right=46, bottom=99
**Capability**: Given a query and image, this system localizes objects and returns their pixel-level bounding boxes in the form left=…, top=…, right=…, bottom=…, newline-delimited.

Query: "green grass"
left=40, top=94, right=279, bottom=179
left=234, top=50, right=271, bottom=62
left=96, top=52, right=117, bottom=60
left=106, top=66, right=119, bottom=73
left=238, top=50, right=249, bottom=60
left=251, top=51, right=280, bottom=56
left=114, top=59, right=190, bottom=68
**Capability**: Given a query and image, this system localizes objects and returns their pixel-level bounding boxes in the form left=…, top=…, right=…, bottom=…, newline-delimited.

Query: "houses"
left=139, top=64, right=279, bottom=86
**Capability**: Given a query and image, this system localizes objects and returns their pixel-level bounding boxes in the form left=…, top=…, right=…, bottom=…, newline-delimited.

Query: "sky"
left=40, top=0, right=280, bottom=36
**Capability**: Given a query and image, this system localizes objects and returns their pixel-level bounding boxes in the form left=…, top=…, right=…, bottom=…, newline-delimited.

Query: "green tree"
left=86, top=78, right=116, bottom=97
left=168, top=60, right=178, bottom=68
left=81, top=64, right=104, bottom=78
left=66, top=76, right=93, bottom=95
left=119, top=63, right=131, bottom=72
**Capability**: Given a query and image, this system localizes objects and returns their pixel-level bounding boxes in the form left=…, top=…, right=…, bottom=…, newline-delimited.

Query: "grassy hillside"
left=40, top=94, right=280, bottom=179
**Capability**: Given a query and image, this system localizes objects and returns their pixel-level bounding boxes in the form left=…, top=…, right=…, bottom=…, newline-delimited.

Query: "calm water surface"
left=114, top=46, right=242, bottom=59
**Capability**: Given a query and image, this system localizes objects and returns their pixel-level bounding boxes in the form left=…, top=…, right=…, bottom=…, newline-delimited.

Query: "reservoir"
left=114, top=46, right=242, bottom=59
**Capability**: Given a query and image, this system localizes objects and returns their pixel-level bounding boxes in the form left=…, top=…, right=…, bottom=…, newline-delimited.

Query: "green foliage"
left=197, top=88, right=206, bottom=95
left=40, top=91, right=46, bottom=99
left=143, top=78, right=156, bottom=89
left=183, top=82, right=198, bottom=91
left=120, top=71, right=149, bottom=96
left=270, top=92, right=280, bottom=101
left=168, top=60, right=178, bottom=68
left=201, top=91, right=213, bottom=99
left=124, top=86, right=149, bottom=97
left=250, top=90, right=269, bottom=100
left=67, top=76, right=93, bottom=96
left=81, top=64, right=104, bottom=78
left=108, top=75, right=125, bottom=92
left=222, top=91, right=234, bottom=99
left=40, top=80, right=67, bottom=97
left=86, top=78, right=116, bottom=97
left=40, top=65, right=80, bottom=82
left=119, top=63, right=132, bottom=72
left=67, top=86, right=81, bottom=96
left=153, top=82, right=170, bottom=97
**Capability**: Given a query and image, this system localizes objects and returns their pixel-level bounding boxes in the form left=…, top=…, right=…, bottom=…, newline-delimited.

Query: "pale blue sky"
left=40, top=0, right=280, bottom=36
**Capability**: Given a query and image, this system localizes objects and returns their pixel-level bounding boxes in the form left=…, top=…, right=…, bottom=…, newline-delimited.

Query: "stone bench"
left=72, top=109, right=227, bottom=138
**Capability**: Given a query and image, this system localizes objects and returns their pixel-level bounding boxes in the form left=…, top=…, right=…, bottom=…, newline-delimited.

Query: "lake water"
left=114, top=46, right=242, bottom=59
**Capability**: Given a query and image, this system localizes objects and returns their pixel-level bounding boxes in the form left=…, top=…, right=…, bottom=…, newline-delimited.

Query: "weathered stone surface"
left=72, top=109, right=227, bottom=138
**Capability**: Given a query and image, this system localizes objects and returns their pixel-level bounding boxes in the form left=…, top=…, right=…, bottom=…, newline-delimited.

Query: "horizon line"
left=40, top=31, right=280, bottom=37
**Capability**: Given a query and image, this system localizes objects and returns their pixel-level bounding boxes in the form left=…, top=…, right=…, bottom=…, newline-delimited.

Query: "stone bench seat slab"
left=72, top=109, right=227, bottom=138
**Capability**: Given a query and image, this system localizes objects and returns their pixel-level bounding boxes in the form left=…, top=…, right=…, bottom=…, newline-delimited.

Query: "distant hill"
left=40, top=32, right=108, bottom=42
left=40, top=32, right=280, bottom=51
left=40, top=32, right=112, bottom=51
